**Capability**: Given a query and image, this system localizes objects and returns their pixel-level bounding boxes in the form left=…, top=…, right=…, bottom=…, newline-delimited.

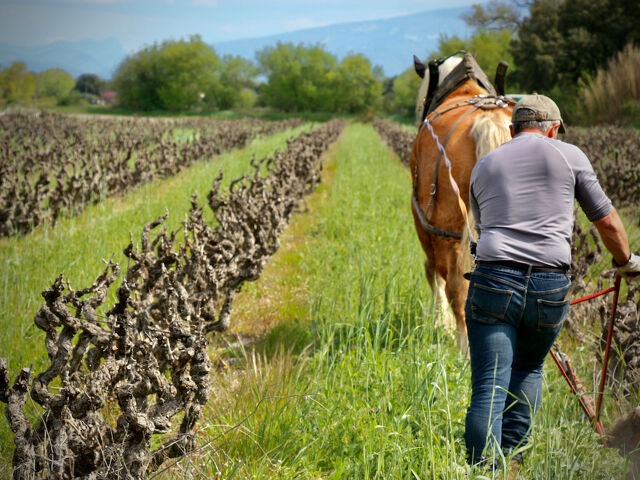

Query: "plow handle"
left=595, top=273, right=622, bottom=423
left=551, top=273, right=622, bottom=439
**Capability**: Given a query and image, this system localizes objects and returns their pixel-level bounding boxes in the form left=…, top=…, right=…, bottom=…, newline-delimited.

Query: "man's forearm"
left=593, top=208, right=631, bottom=265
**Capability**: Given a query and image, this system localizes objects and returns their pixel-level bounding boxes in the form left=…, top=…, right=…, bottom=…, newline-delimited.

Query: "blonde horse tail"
left=469, top=111, right=511, bottom=160
left=458, top=112, right=511, bottom=276
left=457, top=209, right=475, bottom=278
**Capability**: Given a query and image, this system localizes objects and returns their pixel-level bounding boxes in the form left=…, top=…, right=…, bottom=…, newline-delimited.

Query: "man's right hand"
left=617, top=253, right=640, bottom=284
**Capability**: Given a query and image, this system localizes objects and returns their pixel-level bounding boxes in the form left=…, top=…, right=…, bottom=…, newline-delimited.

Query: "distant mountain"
left=214, top=7, right=473, bottom=77
left=0, top=7, right=472, bottom=80
left=0, top=38, right=124, bottom=79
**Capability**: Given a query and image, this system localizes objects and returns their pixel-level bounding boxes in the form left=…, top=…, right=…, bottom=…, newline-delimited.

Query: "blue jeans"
left=464, top=265, right=571, bottom=467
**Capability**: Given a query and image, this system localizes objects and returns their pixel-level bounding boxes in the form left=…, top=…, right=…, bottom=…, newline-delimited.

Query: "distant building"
left=101, top=91, right=116, bottom=105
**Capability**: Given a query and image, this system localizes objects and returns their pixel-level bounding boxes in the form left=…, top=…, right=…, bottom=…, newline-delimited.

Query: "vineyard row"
left=0, top=113, right=303, bottom=237
left=0, top=119, right=345, bottom=479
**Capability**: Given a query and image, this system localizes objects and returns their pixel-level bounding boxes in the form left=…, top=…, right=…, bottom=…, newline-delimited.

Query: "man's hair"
left=511, top=108, right=556, bottom=134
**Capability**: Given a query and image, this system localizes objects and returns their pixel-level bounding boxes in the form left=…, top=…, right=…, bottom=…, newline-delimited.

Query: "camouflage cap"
left=512, top=94, right=565, bottom=133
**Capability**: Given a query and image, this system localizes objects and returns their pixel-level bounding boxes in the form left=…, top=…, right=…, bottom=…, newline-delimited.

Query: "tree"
left=74, top=74, right=105, bottom=95
left=0, top=62, right=35, bottom=104
left=511, top=0, right=640, bottom=93
left=434, top=28, right=515, bottom=83
left=35, top=68, right=75, bottom=102
left=460, top=0, right=522, bottom=32
left=333, top=54, right=383, bottom=113
left=211, top=55, right=258, bottom=109
left=257, top=42, right=338, bottom=112
left=390, top=67, right=423, bottom=115
left=113, top=35, right=221, bottom=111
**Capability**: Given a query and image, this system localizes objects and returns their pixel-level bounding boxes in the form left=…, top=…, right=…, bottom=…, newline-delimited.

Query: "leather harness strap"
left=412, top=95, right=514, bottom=240
left=422, top=104, right=479, bottom=224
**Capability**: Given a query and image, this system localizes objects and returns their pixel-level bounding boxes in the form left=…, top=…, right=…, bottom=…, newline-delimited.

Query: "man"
left=464, top=94, right=640, bottom=472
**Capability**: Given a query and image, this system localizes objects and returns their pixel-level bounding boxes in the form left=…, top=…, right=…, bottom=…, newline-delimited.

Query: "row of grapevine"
left=372, top=120, right=414, bottom=167
left=0, top=112, right=302, bottom=237
left=0, top=119, right=345, bottom=479
left=564, top=127, right=640, bottom=210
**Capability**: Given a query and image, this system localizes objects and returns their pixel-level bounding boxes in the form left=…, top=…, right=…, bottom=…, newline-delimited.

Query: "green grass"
left=383, top=112, right=417, bottom=126
left=0, top=122, right=315, bottom=471
left=1, top=122, right=635, bottom=479
left=164, top=124, right=629, bottom=479
left=0, top=123, right=311, bottom=379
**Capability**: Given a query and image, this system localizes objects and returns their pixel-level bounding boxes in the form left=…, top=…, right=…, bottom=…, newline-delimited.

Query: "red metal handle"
left=595, top=273, right=622, bottom=423
left=552, top=273, right=622, bottom=439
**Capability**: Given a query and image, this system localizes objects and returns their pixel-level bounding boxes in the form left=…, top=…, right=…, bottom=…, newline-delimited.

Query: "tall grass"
left=0, top=124, right=312, bottom=471
left=2, top=122, right=633, bottom=478
left=579, top=43, right=640, bottom=125
left=170, top=124, right=628, bottom=479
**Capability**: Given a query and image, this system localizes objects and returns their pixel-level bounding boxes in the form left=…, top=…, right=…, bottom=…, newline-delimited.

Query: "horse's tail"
left=458, top=209, right=475, bottom=277
left=469, top=111, right=511, bottom=160
left=458, top=112, right=511, bottom=276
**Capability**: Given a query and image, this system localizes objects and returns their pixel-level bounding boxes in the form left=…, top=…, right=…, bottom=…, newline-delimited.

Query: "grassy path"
left=174, top=123, right=627, bottom=479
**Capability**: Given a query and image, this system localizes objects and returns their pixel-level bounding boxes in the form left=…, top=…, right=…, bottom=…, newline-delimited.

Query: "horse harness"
left=412, top=94, right=515, bottom=240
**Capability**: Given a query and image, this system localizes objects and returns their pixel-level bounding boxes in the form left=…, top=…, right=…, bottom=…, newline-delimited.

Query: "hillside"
left=0, top=7, right=471, bottom=79
left=213, top=6, right=472, bottom=77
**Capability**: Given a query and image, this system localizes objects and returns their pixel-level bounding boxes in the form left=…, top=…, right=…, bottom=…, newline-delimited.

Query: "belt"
left=477, top=260, right=569, bottom=274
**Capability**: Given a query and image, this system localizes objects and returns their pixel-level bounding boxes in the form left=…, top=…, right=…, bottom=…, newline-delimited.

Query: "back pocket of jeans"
left=470, top=283, right=513, bottom=324
left=537, top=298, right=569, bottom=329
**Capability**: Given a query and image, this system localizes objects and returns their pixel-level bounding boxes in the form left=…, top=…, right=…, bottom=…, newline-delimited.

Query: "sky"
left=0, top=0, right=484, bottom=52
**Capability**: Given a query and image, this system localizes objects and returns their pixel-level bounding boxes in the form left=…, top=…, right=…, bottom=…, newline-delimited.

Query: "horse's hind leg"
left=425, top=259, right=455, bottom=330
left=444, top=257, right=469, bottom=351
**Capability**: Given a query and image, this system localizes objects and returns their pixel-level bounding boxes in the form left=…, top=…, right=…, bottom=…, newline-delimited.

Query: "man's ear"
left=509, top=124, right=515, bottom=138
left=546, top=123, right=561, bottom=139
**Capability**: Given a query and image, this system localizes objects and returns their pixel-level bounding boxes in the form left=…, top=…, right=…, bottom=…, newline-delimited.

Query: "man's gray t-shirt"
left=469, top=132, right=612, bottom=268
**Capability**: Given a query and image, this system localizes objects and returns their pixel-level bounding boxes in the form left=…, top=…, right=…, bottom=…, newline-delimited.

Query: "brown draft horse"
left=410, top=57, right=513, bottom=350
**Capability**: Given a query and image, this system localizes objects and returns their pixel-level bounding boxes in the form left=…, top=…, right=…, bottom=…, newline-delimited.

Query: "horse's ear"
left=494, top=61, right=509, bottom=96
left=413, top=55, right=426, bottom=79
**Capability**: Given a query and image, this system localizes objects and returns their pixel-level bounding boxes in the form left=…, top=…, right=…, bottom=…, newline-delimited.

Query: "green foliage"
left=257, top=42, right=338, bottom=112
left=434, top=28, right=515, bottom=84
left=334, top=54, right=383, bottom=112
left=237, top=88, right=258, bottom=109
left=257, top=42, right=382, bottom=113
left=113, top=35, right=222, bottom=111
left=211, top=55, right=258, bottom=110
left=35, top=68, right=74, bottom=103
left=74, top=73, right=105, bottom=95
left=390, top=66, right=423, bottom=116
left=511, top=0, right=640, bottom=94
left=0, top=61, right=35, bottom=104
left=57, top=90, right=86, bottom=107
